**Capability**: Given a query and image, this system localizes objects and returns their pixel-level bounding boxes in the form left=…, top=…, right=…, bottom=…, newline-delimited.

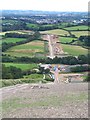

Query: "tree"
left=69, top=58, right=78, bottom=65
left=2, top=65, right=23, bottom=79
left=78, top=55, right=88, bottom=64
left=33, top=31, right=41, bottom=39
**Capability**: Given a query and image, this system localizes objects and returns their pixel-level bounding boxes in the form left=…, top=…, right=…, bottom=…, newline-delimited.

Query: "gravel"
left=1, top=82, right=89, bottom=118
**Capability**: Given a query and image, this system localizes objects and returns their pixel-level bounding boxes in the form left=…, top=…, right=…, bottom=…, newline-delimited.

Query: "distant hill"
left=1, top=10, right=87, bottom=16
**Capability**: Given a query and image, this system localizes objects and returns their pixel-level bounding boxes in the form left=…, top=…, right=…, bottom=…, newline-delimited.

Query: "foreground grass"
left=61, top=44, right=88, bottom=56
left=3, top=63, right=38, bottom=70
left=2, top=92, right=88, bottom=114
left=1, top=78, right=47, bottom=88
left=1, top=74, right=53, bottom=87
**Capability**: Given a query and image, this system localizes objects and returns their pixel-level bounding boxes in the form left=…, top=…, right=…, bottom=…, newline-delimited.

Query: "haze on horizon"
left=0, top=0, right=89, bottom=12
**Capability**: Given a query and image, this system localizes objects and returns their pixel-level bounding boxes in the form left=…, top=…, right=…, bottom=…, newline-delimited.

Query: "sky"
left=0, top=0, right=89, bottom=12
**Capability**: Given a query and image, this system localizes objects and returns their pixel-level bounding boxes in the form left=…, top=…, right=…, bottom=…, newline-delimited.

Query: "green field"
left=5, top=40, right=44, bottom=57
left=61, top=44, right=88, bottom=56
left=2, top=19, right=18, bottom=24
left=71, top=31, right=89, bottom=37
left=26, top=23, right=39, bottom=28
left=64, top=25, right=89, bottom=31
left=0, top=30, right=33, bottom=36
left=0, top=31, right=25, bottom=35
left=42, top=24, right=54, bottom=27
left=40, top=29, right=70, bottom=36
left=24, top=74, right=43, bottom=79
left=59, top=37, right=77, bottom=43
left=2, top=38, right=26, bottom=43
left=3, top=63, right=38, bottom=70
left=58, top=22, right=77, bottom=28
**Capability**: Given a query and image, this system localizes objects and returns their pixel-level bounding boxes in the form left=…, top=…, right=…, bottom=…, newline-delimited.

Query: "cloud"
left=0, top=0, right=89, bottom=12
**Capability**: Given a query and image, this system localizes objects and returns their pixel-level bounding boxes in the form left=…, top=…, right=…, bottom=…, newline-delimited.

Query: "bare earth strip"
left=1, top=82, right=88, bottom=118
left=43, top=34, right=64, bottom=58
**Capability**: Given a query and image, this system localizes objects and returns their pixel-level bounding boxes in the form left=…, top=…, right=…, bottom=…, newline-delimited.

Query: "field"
left=5, top=40, right=45, bottom=57
left=58, top=22, right=69, bottom=28
left=40, top=29, right=70, bottom=36
left=0, top=30, right=33, bottom=35
left=71, top=31, right=88, bottom=37
left=59, top=37, right=77, bottom=43
left=0, top=31, right=26, bottom=35
left=3, top=63, right=38, bottom=70
left=2, top=19, right=18, bottom=25
left=61, top=44, right=88, bottom=56
left=64, top=25, right=89, bottom=31
left=26, top=23, right=39, bottom=28
left=2, top=38, right=26, bottom=43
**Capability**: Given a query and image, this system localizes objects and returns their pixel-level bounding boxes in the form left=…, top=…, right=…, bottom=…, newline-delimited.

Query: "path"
left=43, top=34, right=64, bottom=58
left=47, top=34, right=55, bottom=59
left=1, top=82, right=88, bottom=118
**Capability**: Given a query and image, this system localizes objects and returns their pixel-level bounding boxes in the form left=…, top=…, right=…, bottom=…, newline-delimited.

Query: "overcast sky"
left=0, top=0, right=89, bottom=12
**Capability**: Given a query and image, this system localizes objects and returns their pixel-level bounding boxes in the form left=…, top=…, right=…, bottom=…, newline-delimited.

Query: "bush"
left=2, top=79, right=22, bottom=87
left=84, top=75, right=90, bottom=82
left=2, top=65, right=23, bottom=79
left=45, top=75, right=54, bottom=82
left=70, top=65, right=90, bottom=73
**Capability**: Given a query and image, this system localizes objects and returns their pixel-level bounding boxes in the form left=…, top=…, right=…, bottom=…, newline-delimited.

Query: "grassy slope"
left=2, top=19, right=18, bottom=24
left=64, top=25, right=89, bottom=30
left=2, top=38, right=26, bottom=43
left=59, top=37, right=77, bottom=43
left=71, top=31, right=88, bottom=37
left=5, top=40, right=44, bottom=57
left=26, top=23, right=39, bottom=28
left=0, top=30, right=33, bottom=35
left=40, top=29, right=70, bottom=36
left=61, top=44, right=88, bottom=56
left=3, top=63, right=38, bottom=70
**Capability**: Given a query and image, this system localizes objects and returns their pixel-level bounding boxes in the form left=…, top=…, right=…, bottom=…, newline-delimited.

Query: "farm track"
left=43, top=34, right=64, bottom=58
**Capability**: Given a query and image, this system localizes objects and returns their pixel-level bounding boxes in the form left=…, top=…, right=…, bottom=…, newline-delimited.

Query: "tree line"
left=2, top=64, right=38, bottom=79
left=2, top=54, right=89, bottom=65
left=78, top=36, right=90, bottom=47
left=2, top=32, right=41, bottom=52
left=70, top=65, right=90, bottom=73
left=2, top=65, right=23, bottom=79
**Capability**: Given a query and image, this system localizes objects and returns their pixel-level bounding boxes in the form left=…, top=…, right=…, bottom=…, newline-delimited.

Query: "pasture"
left=59, top=37, right=77, bottom=43
left=40, top=29, right=70, bottom=36
left=71, top=31, right=88, bottom=37
left=0, top=30, right=33, bottom=36
left=2, top=38, right=26, bottom=43
left=64, top=25, right=89, bottom=31
left=61, top=44, right=88, bottom=56
left=5, top=40, right=44, bottom=57
left=3, top=63, right=38, bottom=70
left=26, top=23, right=39, bottom=28
left=2, top=19, right=18, bottom=24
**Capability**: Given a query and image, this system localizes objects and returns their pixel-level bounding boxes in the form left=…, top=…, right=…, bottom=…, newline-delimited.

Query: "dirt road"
left=43, top=34, right=64, bottom=58
left=47, top=35, right=55, bottom=59
left=1, top=82, right=88, bottom=118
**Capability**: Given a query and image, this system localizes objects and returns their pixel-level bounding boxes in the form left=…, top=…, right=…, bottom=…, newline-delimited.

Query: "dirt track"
left=1, top=82, right=88, bottom=118
left=43, top=34, right=64, bottom=58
